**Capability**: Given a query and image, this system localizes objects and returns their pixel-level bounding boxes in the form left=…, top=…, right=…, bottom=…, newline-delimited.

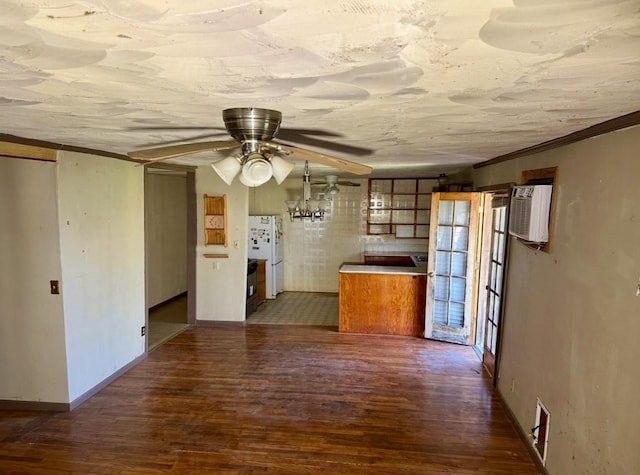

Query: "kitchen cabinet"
left=363, top=255, right=415, bottom=266
left=339, top=269, right=426, bottom=337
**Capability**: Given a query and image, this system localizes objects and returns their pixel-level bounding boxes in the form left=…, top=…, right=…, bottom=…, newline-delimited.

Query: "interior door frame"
left=185, top=169, right=197, bottom=325
left=143, top=165, right=197, bottom=352
left=475, top=183, right=515, bottom=384
left=425, top=192, right=483, bottom=345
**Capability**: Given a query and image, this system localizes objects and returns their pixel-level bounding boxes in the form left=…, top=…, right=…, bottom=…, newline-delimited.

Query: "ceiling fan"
left=312, top=174, right=361, bottom=196
left=127, top=108, right=373, bottom=186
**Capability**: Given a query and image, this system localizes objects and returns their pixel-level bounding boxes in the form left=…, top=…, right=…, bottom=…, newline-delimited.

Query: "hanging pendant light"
left=285, top=161, right=326, bottom=221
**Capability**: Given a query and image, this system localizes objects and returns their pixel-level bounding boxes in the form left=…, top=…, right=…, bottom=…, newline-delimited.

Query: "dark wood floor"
left=0, top=324, right=538, bottom=474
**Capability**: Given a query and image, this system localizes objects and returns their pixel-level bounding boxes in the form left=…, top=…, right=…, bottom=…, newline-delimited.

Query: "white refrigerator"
left=248, top=215, right=284, bottom=299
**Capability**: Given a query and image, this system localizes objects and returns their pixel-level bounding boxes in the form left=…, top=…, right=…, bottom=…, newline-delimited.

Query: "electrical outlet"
left=50, top=280, right=60, bottom=295
left=141, top=326, right=146, bottom=337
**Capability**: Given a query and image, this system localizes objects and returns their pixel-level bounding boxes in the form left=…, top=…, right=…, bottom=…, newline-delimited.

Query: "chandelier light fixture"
left=285, top=161, right=326, bottom=221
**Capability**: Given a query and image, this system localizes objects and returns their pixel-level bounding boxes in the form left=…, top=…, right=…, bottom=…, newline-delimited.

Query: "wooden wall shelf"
left=367, top=178, right=436, bottom=238
left=204, top=194, right=227, bottom=246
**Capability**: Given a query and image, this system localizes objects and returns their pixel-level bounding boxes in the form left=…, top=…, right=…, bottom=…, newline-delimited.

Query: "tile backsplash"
left=250, top=177, right=429, bottom=292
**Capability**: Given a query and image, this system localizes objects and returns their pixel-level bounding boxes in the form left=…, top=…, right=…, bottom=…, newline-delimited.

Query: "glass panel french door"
left=425, top=192, right=482, bottom=345
left=482, top=196, right=509, bottom=376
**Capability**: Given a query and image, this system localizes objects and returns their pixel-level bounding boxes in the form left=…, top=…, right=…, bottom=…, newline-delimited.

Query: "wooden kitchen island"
left=338, top=262, right=427, bottom=337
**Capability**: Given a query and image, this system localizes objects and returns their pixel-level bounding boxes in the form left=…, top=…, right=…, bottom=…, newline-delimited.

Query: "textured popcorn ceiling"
left=1, top=0, right=639, bottom=176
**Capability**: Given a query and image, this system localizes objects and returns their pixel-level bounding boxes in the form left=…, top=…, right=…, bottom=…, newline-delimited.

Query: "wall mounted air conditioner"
left=508, top=184, right=553, bottom=243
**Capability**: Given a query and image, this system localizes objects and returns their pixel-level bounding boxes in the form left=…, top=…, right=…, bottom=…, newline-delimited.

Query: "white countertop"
left=339, top=263, right=427, bottom=276
left=340, top=251, right=429, bottom=275
left=362, top=251, right=427, bottom=257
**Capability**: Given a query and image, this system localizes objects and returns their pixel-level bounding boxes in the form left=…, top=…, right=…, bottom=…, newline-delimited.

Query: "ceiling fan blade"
left=310, top=181, right=360, bottom=186
left=136, top=132, right=230, bottom=148
left=276, top=129, right=373, bottom=156
left=273, top=143, right=372, bottom=175
left=278, top=128, right=343, bottom=138
left=128, top=140, right=240, bottom=160
left=126, top=126, right=225, bottom=131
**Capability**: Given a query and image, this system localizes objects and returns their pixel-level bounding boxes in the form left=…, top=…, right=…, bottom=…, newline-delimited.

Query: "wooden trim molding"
left=195, top=320, right=245, bottom=327
left=475, top=182, right=516, bottom=192
left=519, top=167, right=558, bottom=253
left=474, top=110, right=640, bottom=168
left=0, top=140, right=58, bottom=162
left=0, top=399, right=70, bottom=412
left=496, top=389, right=550, bottom=475
left=149, top=292, right=188, bottom=312
left=68, top=353, right=147, bottom=411
left=0, top=353, right=147, bottom=412
left=0, top=133, right=130, bottom=162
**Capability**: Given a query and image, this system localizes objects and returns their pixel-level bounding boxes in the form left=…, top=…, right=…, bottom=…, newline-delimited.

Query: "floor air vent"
left=531, top=398, right=550, bottom=464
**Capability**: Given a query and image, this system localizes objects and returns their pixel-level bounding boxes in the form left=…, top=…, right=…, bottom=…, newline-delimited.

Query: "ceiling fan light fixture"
left=323, top=175, right=340, bottom=195
left=324, top=184, right=340, bottom=195
left=211, top=156, right=242, bottom=185
left=270, top=155, right=295, bottom=184
left=241, top=155, right=273, bottom=187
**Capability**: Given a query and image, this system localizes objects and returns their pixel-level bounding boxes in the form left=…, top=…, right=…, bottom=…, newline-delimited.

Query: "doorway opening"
left=149, top=294, right=189, bottom=349
left=424, top=188, right=512, bottom=382
left=424, top=192, right=482, bottom=345
left=475, top=192, right=510, bottom=378
left=145, top=167, right=196, bottom=350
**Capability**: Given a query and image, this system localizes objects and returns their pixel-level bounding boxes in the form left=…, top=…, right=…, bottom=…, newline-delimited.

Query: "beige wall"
left=249, top=175, right=429, bottom=293
left=195, top=166, right=248, bottom=321
left=0, top=157, right=69, bottom=403
left=57, top=151, right=146, bottom=401
left=473, top=125, right=640, bottom=474
left=0, top=152, right=146, bottom=405
left=284, top=182, right=365, bottom=292
left=145, top=172, right=188, bottom=307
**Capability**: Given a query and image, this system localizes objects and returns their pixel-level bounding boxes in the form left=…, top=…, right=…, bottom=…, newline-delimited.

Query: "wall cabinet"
left=367, top=178, right=437, bottom=238
left=204, top=194, right=227, bottom=246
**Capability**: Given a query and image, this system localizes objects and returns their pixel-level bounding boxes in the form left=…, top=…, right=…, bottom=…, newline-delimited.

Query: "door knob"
left=428, top=272, right=435, bottom=278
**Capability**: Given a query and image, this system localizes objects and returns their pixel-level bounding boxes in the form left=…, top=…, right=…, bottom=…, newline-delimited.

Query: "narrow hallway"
left=148, top=294, right=189, bottom=350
